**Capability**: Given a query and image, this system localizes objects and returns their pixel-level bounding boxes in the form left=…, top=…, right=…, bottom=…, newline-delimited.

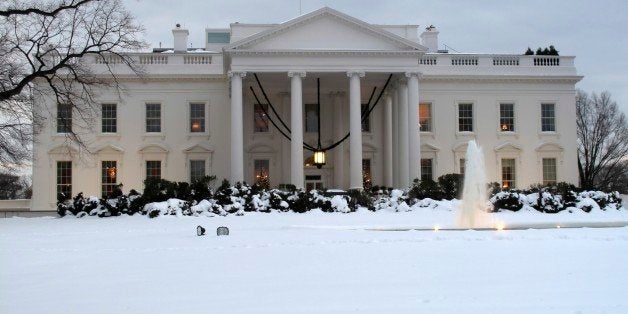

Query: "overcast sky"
left=124, top=0, right=628, bottom=114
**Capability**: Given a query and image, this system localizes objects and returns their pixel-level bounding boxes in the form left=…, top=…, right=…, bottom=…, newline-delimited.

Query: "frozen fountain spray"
left=457, top=140, right=491, bottom=228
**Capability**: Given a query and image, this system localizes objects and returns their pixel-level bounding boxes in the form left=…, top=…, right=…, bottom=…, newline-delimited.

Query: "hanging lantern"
left=313, top=149, right=326, bottom=169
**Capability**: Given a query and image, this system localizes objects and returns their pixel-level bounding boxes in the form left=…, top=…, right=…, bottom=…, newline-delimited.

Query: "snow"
left=1, top=208, right=628, bottom=313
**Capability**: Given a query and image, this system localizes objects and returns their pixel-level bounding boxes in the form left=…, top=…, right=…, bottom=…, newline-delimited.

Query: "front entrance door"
left=305, top=174, right=324, bottom=191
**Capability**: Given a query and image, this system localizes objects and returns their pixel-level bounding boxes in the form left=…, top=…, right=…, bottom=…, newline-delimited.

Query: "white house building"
left=31, top=7, right=582, bottom=210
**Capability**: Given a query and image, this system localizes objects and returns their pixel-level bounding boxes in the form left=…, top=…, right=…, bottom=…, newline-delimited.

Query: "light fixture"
left=197, top=225, right=206, bottom=236
left=107, top=167, right=116, bottom=179
left=313, top=149, right=326, bottom=169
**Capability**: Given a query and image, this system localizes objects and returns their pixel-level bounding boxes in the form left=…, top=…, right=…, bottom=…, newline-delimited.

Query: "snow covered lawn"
left=2, top=209, right=628, bottom=313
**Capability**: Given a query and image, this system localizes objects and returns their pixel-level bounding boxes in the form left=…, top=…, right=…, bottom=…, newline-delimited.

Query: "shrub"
left=487, top=182, right=501, bottom=196
left=408, top=179, right=444, bottom=201
left=490, top=191, right=524, bottom=212
left=347, top=189, right=373, bottom=211
left=438, top=174, right=463, bottom=200
left=532, top=190, right=563, bottom=213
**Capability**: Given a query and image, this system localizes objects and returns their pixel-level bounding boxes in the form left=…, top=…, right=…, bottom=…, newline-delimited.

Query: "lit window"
left=501, top=158, right=516, bottom=189
left=305, top=103, right=318, bottom=133
left=190, top=103, right=205, bottom=133
left=57, top=104, right=72, bottom=133
left=254, top=103, right=269, bottom=133
left=146, top=160, right=161, bottom=180
left=541, top=103, right=556, bottom=132
left=190, top=160, right=206, bottom=183
left=101, top=104, right=117, bottom=133
left=361, top=103, right=370, bottom=132
left=421, top=158, right=433, bottom=181
left=419, top=102, right=432, bottom=132
left=542, top=158, right=557, bottom=185
left=56, top=161, right=72, bottom=198
left=254, top=159, right=270, bottom=188
left=146, top=103, right=161, bottom=133
left=101, top=161, right=117, bottom=198
left=458, top=103, right=473, bottom=132
left=499, top=103, right=515, bottom=132
left=362, top=159, right=372, bottom=189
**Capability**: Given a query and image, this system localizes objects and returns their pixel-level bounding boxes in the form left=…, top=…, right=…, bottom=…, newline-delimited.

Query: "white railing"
left=139, top=55, right=168, bottom=64
left=493, top=56, right=520, bottom=66
left=95, top=55, right=124, bottom=64
left=533, top=56, right=560, bottom=66
left=184, top=55, right=212, bottom=64
left=451, top=56, right=478, bottom=66
left=419, top=56, right=437, bottom=65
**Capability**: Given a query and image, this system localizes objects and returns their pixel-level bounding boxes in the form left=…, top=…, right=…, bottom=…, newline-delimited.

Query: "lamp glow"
left=313, top=150, right=326, bottom=169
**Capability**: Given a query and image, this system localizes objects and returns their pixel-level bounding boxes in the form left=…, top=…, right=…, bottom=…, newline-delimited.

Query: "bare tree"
left=576, top=90, right=628, bottom=191
left=0, top=0, right=146, bottom=168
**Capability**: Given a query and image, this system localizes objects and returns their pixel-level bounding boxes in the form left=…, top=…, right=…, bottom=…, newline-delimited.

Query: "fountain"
left=457, top=140, right=491, bottom=229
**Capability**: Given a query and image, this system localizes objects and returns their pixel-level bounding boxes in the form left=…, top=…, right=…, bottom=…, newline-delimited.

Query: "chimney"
left=420, top=25, right=439, bottom=53
left=172, top=23, right=189, bottom=53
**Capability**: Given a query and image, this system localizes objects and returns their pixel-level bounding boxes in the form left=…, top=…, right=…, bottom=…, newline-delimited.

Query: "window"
left=362, top=159, right=372, bottom=189
left=146, top=160, right=161, bottom=180
left=460, top=158, right=466, bottom=176
left=499, top=103, right=515, bottom=132
left=305, top=103, right=318, bottom=133
left=458, top=103, right=473, bottom=132
left=421, top=158, right=433, bottom=181
left=56, top=161, right=72, bottom=197
left=254, top=159, right=270, bottom=188
left=541, top=103, right=556, bottom=132
left=305, top=175, right=324, bottom=191
left=101, top=161, right=117, bottom=198
left=190, top=103, right=205, bottom=133
left=190, top=160, right=206, bottom=183
left=420, top=102, right=432, bottom=132
left=57, top=104, right=72, bottom=133
left=254, top=103, right=269, bottom=133
left=207, top=32, right=230, bottom=43
left=146, top=103, right=161, bottom=133
left=501, top=158, right=516, bottom=189
left=361, top=103, right=370, bottom=132
left=101, top=104, right=117, bottom=133
left=542, top=158, right=557, bottom=185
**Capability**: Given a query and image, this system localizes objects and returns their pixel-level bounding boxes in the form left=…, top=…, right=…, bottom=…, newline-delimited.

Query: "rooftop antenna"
left=299, top=0, right=302, bottom=15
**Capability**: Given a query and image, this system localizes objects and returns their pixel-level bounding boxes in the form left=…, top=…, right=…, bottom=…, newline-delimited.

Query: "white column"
left=289, top=71, right=306, bottom=189
left=348, top=71, right=365, bottom=190
left=383, top=92, right=393, bottom=187
left=406, top=72, right=421, bottom=183
left=332, top=92, right=345, bottom=189
left=392, top=87, right=399, bottom=187
left=397, top=79, right=410, bottom=188
left=229, top=71, right=246, bottom=183
left=279, top=92, right=291, bottom=184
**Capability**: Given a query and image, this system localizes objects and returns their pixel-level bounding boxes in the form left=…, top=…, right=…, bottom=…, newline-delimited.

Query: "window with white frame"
left=190, top=160, right=206, bottom=182
left=254, top=159, right=270, bottom=187
left=501, top=158, right=516, bottom=189
left=541, top=103, right=556, bottom=132
left=420, top=102, right=432, bottom=132
left=190, top=103, right=205, bottom=133
left=458, top=103, right=473, bottom=132
left=56, top=161, right=72, bottom=197
left=460, top=158, right=466, bottom=176
left=101, top=161, right=117, bottom=198
left=146, top=160, right=161, bottom=180
left=362, top=158, right=372, bottom=189
left=499, top=103, right=515, bottom=132
left=361, top=103, right=370, bottom=132
left=421, top=158, right=433, bottom=181
left=254, top=103, right=269, bottom=133
left=305, top=103, right=318, bottom=133
left=101, top=104, right=117, bottom=133
left=542, top=158, right=557, bottom=185
left=57, top=104, right=72, bottom=133
left=146, top=103, right=161, bottom=133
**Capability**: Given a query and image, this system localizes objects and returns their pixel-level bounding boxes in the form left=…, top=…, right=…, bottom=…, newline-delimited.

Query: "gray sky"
left=124, top=0, right=628, bottom=114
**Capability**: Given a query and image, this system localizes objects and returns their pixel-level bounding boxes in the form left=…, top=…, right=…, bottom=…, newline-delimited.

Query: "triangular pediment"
left=494, top=142, right=522, bottom=152
left=225, top=7, right=426, bottom=52
left=183, top=143, right=213, bottom=154
left=139, top=143, right=169, bottom=154
left=94, top=143, right=124, bottom=154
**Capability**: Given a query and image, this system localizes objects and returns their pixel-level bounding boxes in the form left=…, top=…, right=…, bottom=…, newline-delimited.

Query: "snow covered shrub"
left=190, top=175, right=215, bottom=202
left=286, top=189, right=309, bottom=213
left=578, top=191, right=623, bottom=210
left=330, top=195, right=350, bottom=213
left=554, top=182, right=578, bottom=208
left=531, top=190, right=563, bottom=213
left=347, top=189, right=373, bottom=211
left=309, top=190, right=333, bottom=212
left=407, top=179, right=444, bottom=202
left=268, top=189, right=289, bottom=212
left=487, top=182, right=501, bottom=196
left=438, top=174, right=463, bottom=200
left=373, top=189, right=409, bottom=212
left=490, top=191, right=524, bottom=212
left=576, top=197, right=599, bottom=213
